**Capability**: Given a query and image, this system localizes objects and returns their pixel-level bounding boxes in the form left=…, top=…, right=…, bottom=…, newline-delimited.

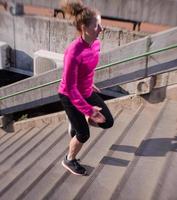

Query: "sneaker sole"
left=62, top=161, right=86, bottom=176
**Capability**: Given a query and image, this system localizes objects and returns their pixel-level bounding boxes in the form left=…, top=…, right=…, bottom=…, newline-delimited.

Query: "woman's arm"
left=64, top=54, right=94, bottom=117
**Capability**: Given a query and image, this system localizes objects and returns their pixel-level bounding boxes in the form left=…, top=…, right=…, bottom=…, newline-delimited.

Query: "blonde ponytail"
left=61, top=0, right=99, bottom=32
left=61, top=0, right=84, bottom=17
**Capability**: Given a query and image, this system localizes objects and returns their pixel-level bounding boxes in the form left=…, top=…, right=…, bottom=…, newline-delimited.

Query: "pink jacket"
left=58, top=37, right=100, bottom=116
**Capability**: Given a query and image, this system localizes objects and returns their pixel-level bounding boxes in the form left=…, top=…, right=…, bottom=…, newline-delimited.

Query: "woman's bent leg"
left=86, top=92, right=114, bottom=129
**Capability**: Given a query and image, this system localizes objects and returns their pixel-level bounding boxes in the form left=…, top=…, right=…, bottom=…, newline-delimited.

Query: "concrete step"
left=1, top=95, right=176, bottom=200
left=0, top=122, right=68, bottom=200
left=70, top=101, right=166, bottom=200
left=0, top=125, right=48, bottom=174
left=0, top=130, right=16, bottom=143
left=15, top=107, right=123, bottom=200
left=0, top=127, right=9, bottom=137
left=0, top=127, right=21, bottom=138
left=39, top=105, right=144, bottom=200
left=110, top=100, right=177, bottom=200
left=0, top=122, right=66, bottom=198
left=154, top=135, right=177, bottom=200
left=0, top=127, right=42, bottom=162
left=0, top=128, right=25, bottom=147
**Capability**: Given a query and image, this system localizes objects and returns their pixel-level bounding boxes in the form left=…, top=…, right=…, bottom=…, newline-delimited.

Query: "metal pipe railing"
left=96, top=43, right=177, bottom=71
left=0, top=43, right=177, bottom=101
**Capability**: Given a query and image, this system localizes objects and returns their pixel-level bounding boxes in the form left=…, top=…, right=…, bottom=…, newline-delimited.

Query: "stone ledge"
left=33, top=50, right=64, bottom=76
left=12, top=94, right=143, bottom=130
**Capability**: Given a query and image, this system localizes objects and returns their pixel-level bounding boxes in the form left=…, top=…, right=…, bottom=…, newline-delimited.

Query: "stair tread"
left=0, top=125, right=49, bottom=174
left=41, top=105, right=143, bottom=200
left=76, top=101, right=166, bottom=200
left=0, top=128, right=26, bottom=148
left=154, top=149, right=177, bottom=200
left=0, top=126, right=44, bottom=163
left=17, top=107, right=123, bottom=200
left=0, top=123, right=66, bottom=197
left=0, top=98, right=177, bottom=200
left=111, top=100, right=177, bottom=200
left=0, top=122, right=68, bottom=200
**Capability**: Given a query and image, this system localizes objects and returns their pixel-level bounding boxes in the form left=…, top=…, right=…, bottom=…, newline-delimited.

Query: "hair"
left=61, top=0, right=99, bottom=32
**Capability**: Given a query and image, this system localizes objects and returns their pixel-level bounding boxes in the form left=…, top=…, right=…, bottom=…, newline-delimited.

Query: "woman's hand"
left=93, top=84, right=101, bottom=93
left=89, top=106, right=106, bottom=124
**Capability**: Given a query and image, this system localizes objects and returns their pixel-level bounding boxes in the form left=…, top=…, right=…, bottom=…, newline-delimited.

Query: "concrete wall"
left=95, top=37, right=148, bottom=87
left=4, top=0, right=177, bottom=26
left=90, top=0, right=177, bottom=26
left=147, top=27, right=177, bottom=76
left=14, top=15, right=50, bottom=71
left=0, top=67, right=62, bottom=114
left=0, top=12, right=145, bottom=73
left=6, top=0, right=59, bottom=9
left=33, top=50, right=64, bottom=76
left=1, top=27, right=177, bottom=115
left=0, top=41, right=10, bottom=69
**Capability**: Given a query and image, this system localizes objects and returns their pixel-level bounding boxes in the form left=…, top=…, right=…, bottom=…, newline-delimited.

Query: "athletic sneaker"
left=68, top=122, right=76, bottom=137
left=62, top=155, right=87, bottom=176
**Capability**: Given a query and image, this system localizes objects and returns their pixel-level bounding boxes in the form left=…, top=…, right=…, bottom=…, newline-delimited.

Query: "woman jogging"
left=58, top=0, right=114, bottom=176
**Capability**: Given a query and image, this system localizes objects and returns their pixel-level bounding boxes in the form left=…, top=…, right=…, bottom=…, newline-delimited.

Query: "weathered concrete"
left=13, top=94, right=142, bottom=130
left=1, top=86, right=177, bottom=199
left=96, top=27, right=177, bottom=89
left=0, top=12, right=14, bottom=49
left=0, top=68, right=62, bottom=114
left=92, top=0, right=177, bottom=26
left=49, top=18, right=76, bottom=53
left=147, top=27, right=177, bottom=76
left=95, top=36, right=149, bottom=88
left=119, top=76, right=155, bottom=95
left=0, top=26, right=177, bottom=115
left=117, top=69, right=177, bottom=100
left=4, top=0, right=177, bottom=26
left=14, top=15, right=50, bottom=72
left=0, top=41, right=10, bottom=69
left=33, top=50, right=63, bottom=76
left=0, top=12, right=146, bottom=73
left=107, top=61, right=177, bottom=96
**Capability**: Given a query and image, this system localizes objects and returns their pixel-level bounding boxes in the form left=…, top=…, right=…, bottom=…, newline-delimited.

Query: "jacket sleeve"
left=64, top=54, right=94, bottom=117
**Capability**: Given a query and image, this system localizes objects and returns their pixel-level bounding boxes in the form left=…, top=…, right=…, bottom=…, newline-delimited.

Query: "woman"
left=58, top=0, right=114, bottom=176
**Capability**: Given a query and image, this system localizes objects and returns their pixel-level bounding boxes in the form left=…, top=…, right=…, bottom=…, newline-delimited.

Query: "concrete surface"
left=0, top=41, right=10, bottom=69
left=0, top=85, right=177, bottom=200
left=0, top=27, right=177, bottom=115
left=3, top=0, right=177, bottom=26
left=0, top=12, right=146, bottom=72
left=33, top=50, right=63, bottom=76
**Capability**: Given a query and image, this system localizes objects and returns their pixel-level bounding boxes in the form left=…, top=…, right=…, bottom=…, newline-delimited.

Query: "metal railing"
left=0, top=43, right=177, bottom=101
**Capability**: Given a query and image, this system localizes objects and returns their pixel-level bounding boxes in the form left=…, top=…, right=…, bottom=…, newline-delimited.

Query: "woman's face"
left=83, top=14, right=103, bottom=41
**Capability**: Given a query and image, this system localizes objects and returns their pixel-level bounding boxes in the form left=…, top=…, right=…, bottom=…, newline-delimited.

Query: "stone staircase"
left=0, top=87, right=177, bottom=200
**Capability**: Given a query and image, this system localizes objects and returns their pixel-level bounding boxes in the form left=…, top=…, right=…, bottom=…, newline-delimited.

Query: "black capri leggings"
left=59, top=92, right=114, bottom=143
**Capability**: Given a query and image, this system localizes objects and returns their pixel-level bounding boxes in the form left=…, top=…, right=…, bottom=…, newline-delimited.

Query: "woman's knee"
left=100, top=117, right=114, bottom=129
left=76, top=131, right=90, bottom=143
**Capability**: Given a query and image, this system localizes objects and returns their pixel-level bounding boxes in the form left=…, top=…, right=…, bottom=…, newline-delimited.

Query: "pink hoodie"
left=58, top=37, right=100, bottom=116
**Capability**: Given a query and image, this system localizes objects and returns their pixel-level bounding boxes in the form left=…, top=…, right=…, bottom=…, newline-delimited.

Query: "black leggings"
left=59, top=92, right=114, bottom=143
